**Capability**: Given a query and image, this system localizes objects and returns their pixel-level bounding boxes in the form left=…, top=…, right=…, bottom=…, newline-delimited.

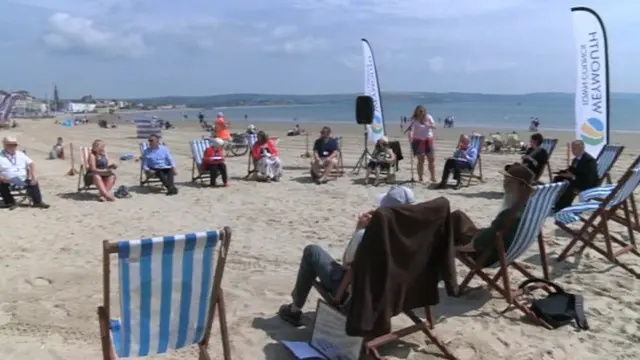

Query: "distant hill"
left=125, top=92, right=639, bottom=108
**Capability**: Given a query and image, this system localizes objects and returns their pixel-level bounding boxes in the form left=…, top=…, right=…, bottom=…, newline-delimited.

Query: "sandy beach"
left=0, top=118, right=639, bottom=360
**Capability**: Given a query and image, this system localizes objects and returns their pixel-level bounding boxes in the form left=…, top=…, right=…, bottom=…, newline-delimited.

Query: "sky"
left=1, top=0, right=640, bottom=98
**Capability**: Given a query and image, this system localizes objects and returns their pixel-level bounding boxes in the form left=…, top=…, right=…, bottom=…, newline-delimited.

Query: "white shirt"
left=411, top=114, right=435, bottom=140
left=0, top=150, right=33, bottom=181
left=342, top=228, right=365, bottom=264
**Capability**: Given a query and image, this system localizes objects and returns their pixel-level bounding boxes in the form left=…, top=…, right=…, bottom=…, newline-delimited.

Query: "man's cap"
left=3, top=136, right=17, bottom=144
left=376, top=185, right=415, bottom=208
left=500, top=162, right=535, bottom=185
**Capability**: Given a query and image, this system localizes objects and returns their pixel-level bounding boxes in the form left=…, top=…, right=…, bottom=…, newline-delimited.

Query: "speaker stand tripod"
left=352, top=126, right=372, bottom=175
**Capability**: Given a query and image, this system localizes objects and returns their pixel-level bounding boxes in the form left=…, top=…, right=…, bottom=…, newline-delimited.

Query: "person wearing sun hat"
left=454, top=162, right=534, bottom=266
left=0, top=135, right=50, bottom=209
left=201, top=137, right=229, bottom=187
left=277, top=185, right=415, bottom=327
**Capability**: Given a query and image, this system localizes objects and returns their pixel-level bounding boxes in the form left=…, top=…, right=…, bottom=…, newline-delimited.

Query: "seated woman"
left=365, top=136, right=395, bottom=184
left=87, top=139, right=117, bottom=201
left=201, top=138, right=229, bottom=187
left=251, top=131, right=282, bottom=182
left=49, top=137, right=65, bottom=159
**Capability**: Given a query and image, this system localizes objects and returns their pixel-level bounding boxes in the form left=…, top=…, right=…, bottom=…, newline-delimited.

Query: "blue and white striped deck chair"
left=189, top=139, right=212, bottom=184
left=457, top=182, right=567, bottom=328
left=555, top=160, right=640, bottom=278
left=138, top=142, right=165, bottom=188
left=540, top=138, right=558, bottom=182
left=98, top=228, right=232, bottom=360
left=594, top=144, right=624, bottom=185
left=459, top=135, right=484, bottom=186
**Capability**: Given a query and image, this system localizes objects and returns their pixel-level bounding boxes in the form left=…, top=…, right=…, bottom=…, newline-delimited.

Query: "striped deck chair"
left=189, top=139, right=212, bottom=184
left=77, top=146, right=96, bottom=192
left=459, top=135, right=484, bottom=186
left=98, top=227, right=232, bottom=360
left=138, top=142, right=164, bottom=188
left=245, top=136, right=281, bottom=179
left=595, top=144, right=624, bottom=185
left=457, top=182, right=568, bottom=329
left=555, top=158, right=640, bottom=278
left=540, top=138, right=558, bottom=182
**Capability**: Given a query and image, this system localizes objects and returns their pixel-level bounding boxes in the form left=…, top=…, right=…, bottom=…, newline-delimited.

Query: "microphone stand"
left=398, top=120, right=416, bottom=185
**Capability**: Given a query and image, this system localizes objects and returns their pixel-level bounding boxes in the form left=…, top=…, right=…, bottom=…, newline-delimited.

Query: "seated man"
left=310, top=126, right=340, bottom=184
left=552, top=140, right=598, bottom=211
left=454, top=163, right=535, bottom=266
left=278, top=186, right=415, bottom=326
left=506, top=132, right=548, bottom=180
left=436, top=135, right=479, bottom=189
left=141, top=134, right=178, bottom=195
left=202, top=138, right=229, bottom=187
left=0, top=136, right=50, bottom=209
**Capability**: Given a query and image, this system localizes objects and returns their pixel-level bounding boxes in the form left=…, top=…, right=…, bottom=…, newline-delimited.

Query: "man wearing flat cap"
left=453, top=163, right=534, bottom=266
left=0, top=136, right=50, bottom=209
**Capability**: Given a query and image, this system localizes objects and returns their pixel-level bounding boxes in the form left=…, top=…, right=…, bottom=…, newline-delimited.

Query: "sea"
left=116, top=96, right=640, bottom=132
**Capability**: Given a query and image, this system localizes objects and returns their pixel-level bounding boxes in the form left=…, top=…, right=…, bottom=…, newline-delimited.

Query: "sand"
left=0, top=118, right=639, bottom=360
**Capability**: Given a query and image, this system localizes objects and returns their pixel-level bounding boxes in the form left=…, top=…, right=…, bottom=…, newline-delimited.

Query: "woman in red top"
left=251, top=131, right=282, bottom=181
left=201, top=137, right=229, bottom=187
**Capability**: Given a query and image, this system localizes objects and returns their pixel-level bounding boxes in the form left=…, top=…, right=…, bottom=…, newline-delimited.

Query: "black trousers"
left=205, top=163, right=228, bottom=185
left=440, top=158, right=472, bottom=183
left=553, top=176, right=578, bottom=211
left=0, top=180, right=43, bottom=205
left=150, top=168, right=177, bottom=191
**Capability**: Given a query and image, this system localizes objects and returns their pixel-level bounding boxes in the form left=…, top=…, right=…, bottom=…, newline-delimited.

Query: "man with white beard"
left=452, top=162, right=535, bottom=267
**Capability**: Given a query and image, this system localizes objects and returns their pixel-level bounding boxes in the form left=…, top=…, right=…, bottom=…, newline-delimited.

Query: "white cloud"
left=271, top=25, right=298, bottom=38
left=42, top=12, right=149, bottom=57
left=264, top=36, right=329, bottom=54
left=463, top=60, right=517, bottom=73
left=427, top=56, right=444, bottom=73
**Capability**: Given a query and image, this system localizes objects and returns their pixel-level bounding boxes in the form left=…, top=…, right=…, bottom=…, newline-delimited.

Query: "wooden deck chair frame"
left=540, top=138, right=558, bottom=182
left=459, top=135, right=484, bottom=186
left=311, top=267, right=458, bottom=360
left=555, top=157, right=640, bottom=278
left=97, top=227, right=233, bottom=360
left=595, top=144, right=624, bottom=185
left=190, top=139, right=212, bottom=185
left=138, top=141, right=165, bottom=188
left=245, top=136, right=281, bottom=179
left=456, top=182, right=569, bottom=330
left=77, top=146, right=97, bottom=192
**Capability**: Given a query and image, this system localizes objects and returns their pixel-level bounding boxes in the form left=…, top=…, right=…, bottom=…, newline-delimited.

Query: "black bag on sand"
left=518, top=278, right=589, bottom=330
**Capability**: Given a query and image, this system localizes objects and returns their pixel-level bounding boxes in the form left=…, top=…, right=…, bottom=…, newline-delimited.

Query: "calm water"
left=119, top=97, right=640, bottom=132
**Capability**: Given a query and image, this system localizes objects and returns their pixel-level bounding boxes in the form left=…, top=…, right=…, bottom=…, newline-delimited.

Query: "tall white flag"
left=572, top=7, right=610, bottom=157
left=362, top=39, right=385, bottom=144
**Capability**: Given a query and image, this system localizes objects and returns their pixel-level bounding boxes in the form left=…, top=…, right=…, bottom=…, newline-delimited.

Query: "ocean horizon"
left=114, top=95, right=640, bottom=132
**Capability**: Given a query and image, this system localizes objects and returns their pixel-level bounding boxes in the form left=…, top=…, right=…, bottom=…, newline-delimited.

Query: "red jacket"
left=203, top=147, right=225, bottom=165
left=251, top=140, right=278, bottom=161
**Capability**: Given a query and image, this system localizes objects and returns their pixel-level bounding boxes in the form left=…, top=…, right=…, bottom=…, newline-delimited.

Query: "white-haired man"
left=278, top=186, right=415, bottom=326
left=436, top=134, right=478, bottom=189
left=454, top=163, right=534, bottom=266
left=0, top=136, right=50, bottom=209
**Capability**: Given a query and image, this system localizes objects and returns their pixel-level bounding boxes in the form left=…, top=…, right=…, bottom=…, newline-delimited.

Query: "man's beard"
left=500, top=190, right=519, bottom=213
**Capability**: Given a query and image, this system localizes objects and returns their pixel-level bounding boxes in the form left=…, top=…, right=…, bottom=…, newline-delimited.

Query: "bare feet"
left=106, top=194, right=116, bottom=201
left=98, top=196, right=106, bottom=202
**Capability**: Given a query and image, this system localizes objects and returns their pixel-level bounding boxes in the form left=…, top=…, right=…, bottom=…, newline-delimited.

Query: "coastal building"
left=67, top=102, right=96, bottom=113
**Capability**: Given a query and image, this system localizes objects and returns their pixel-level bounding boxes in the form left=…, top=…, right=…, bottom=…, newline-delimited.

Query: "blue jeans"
left=291, top=244, right=345, bottom=308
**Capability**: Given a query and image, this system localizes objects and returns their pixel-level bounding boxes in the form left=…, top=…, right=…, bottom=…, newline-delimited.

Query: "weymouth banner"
left=362, top=38, right=386, bottom=144
left=572, top=7, right=610, bottom=157
left=0, top=92, right=23, bottom=125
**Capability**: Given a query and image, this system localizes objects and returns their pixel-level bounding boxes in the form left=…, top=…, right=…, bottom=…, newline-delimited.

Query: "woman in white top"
left=277, top=186, right=415, bottom=327
left=408, top=105, right=437, bottom=182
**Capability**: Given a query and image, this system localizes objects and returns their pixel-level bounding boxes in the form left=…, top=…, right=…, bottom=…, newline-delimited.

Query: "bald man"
left=552, top=140, right=598, bottom=211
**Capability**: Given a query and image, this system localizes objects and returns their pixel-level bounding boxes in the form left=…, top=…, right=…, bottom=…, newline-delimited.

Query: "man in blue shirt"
left=436, top=135, right=478, bottom=189
left=310, top=126, right=339, bottom=184
left=141, top=134, right=178, bottom=195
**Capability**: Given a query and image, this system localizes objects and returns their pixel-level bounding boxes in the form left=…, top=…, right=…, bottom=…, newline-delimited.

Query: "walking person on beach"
left=408, top=105, right=436, bottom=183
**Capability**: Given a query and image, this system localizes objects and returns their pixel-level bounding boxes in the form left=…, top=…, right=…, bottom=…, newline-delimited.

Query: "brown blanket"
left=346, top=197, right=458, bottom=337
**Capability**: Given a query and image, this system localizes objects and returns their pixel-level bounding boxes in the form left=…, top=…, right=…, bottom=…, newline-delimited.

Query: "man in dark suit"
left=553, top=140, right=598, bottom=211
left=505, top=133, right=548, bottom=180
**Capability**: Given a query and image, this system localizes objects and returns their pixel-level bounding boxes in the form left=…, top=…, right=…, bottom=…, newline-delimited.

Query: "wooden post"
left=302, top=132, right=311, bottom=158
left=566, top=142, right=570, bottom=166
left=66, top=142, right=78, bottom=176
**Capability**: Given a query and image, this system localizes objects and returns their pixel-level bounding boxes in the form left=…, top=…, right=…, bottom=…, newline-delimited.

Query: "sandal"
left=278, top=304, right=303, bottom=327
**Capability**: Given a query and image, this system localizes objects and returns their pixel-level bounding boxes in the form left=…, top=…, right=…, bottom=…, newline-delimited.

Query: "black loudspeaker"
left=355, top=96, right=374, bottom=125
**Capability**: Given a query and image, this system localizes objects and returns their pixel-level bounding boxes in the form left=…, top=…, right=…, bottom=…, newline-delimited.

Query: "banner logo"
left=580, top=117, right=605, bottom=146
left=371, top=114, right=384, bottom=134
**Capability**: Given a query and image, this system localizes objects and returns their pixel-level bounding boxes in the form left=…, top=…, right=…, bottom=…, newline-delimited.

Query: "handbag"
left=518, top=278, right=589, bottom=330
